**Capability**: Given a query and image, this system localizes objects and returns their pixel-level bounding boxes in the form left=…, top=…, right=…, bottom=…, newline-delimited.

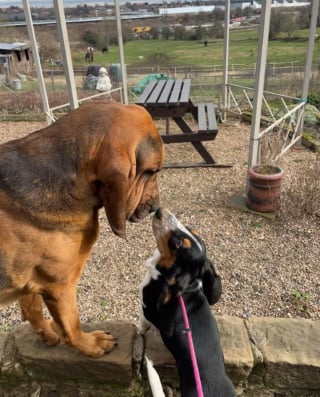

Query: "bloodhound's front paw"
left=71, top=330, right=118, bottom=358
left=36, top=320, right=61, bottom=346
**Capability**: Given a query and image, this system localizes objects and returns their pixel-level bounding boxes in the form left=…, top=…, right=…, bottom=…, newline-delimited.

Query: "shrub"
left=82, top=30, right=99, bottom=47
left=0, top=92, right=73, bottom=114
left=307, top=93, right=320, bottom=110
left=281, top=155, right=320, bottom=218
left=0, top=91, right=121, bottom=115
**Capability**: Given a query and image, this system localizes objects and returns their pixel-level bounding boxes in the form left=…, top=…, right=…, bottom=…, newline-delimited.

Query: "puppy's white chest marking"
left=140, top=249, right=161, bottom=307
left=145, top=249, right=161, bottom=280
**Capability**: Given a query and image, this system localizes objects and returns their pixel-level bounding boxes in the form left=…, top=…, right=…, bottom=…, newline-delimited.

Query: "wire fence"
left=1, top=61, right=319, bottom=119
left=126, top=60, right=320, bottom=103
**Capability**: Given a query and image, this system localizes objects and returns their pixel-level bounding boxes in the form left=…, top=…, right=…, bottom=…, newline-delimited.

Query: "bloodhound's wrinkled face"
left=95, top=104, right=164, bottom=238
left=151, top=208, right=208, bottom=299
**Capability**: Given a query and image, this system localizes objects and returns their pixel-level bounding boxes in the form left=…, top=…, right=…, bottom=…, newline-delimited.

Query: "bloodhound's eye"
left=144, top=169, right=159, bottom=177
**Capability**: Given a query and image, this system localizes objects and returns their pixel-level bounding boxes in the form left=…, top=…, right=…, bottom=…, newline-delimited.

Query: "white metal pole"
left=22, top=0, right=53, bottom=124
left=114, top=0, right=128, bottom=104
left=301, top=0, right=319, bottom=100
left=247, top=0, right=272, bottom=172
left=222, top=0, right=230, bottom=122
left=53, top=0, right=78, bottom=110
left=298, top=0, right=319, bottom=132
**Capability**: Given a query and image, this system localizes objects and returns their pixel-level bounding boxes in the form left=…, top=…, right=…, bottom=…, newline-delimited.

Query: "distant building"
left=0, top=42, right=33, bottom=84
left=158, top=0, right=310, bottom=16
left=158, top=5, right=216, bottom=16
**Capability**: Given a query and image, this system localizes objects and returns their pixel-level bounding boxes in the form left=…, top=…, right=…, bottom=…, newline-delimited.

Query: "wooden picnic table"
left=135, top=78, right=229, bottom=168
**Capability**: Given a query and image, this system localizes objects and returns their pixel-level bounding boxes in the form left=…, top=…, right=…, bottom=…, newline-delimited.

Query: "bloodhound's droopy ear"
left=103, top=173, right=129, bottom=238
left=95, top=151, right=132, bottom=239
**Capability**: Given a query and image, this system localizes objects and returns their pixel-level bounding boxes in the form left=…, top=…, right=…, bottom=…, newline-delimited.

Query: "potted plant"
left=246, top=164, right=284, bottom=213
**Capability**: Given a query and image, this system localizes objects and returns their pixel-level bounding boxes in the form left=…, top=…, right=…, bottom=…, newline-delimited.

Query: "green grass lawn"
left=2, top=27, right=318, bottom=96
left=68, top=27, right=320, bottom=69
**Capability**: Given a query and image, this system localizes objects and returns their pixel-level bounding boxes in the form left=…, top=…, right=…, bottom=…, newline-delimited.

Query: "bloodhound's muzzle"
left=0, top=101, right=164, bottom=357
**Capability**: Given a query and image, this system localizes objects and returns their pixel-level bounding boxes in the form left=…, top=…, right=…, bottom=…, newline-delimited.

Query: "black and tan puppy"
left=140, top=208, right=236, bottom=397
left=0, top=101, right=164, bottom=358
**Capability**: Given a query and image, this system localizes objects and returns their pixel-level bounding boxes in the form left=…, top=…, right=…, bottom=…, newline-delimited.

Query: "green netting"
left=132, top=73, right=170, bottom=95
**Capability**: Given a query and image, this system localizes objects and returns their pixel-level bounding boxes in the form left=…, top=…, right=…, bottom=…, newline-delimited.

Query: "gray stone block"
left=217, top=315, right=254, bottom=383
left=247, top=317, right=320, bottom=390
left=144, top=326, right=179, bottom=387
left=0, top=332, right=8, bottom=363
left=12, top=321, right=137, bottom=387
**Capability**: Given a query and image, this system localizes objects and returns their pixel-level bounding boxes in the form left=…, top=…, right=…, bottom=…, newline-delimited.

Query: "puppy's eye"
left=169, top=236, right=183, bottom=249
left=174, top=238, right=192, bottom=249
left=175, top=239, right=183, bottom=248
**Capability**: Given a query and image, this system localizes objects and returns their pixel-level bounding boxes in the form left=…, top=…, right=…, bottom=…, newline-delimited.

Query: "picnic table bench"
left=136, top=78, right=230, bottom=168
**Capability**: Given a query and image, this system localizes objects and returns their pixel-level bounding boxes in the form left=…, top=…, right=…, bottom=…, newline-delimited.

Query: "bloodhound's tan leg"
left=19, top=294, right=61, bottom=346
left=20, top=287, right=116, bottom=357
left=41, top=284, right=117, bottom=358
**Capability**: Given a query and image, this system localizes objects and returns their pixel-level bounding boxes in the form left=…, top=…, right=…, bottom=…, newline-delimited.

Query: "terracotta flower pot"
left=246, top=165, right=284, bottom=213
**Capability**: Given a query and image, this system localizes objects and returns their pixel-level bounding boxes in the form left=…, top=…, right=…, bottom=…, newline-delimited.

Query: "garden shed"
left=0, top=42, right=33, bottom=85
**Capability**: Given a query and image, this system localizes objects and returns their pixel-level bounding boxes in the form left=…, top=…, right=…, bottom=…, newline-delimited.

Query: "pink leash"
left=179, top=295, right=204, bottom=397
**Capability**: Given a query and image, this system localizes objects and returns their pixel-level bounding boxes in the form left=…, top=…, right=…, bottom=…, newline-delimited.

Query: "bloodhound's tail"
left=145, top=356, right=166, bottom=397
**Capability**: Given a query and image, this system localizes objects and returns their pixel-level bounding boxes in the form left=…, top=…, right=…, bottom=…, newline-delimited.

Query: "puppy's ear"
left=202, top=259, right=222, bottom=305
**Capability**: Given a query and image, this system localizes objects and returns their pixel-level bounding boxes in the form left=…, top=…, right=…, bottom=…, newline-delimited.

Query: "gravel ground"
left=0, top=119, right=319, bottom=331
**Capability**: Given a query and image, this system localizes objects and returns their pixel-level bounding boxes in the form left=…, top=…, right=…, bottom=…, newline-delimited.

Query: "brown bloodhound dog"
left=0, top=101, right=164, bottom=357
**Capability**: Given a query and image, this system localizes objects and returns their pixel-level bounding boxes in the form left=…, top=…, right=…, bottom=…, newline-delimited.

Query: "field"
left=68, top=28, right=320, bottom=69
left=1, top=22, right=318, bottom=102
left=1, top=21, right=319, bottom=92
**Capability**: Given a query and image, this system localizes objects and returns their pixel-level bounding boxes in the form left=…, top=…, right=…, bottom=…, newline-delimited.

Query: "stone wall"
left=0, top=316, right=319, bottom=397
